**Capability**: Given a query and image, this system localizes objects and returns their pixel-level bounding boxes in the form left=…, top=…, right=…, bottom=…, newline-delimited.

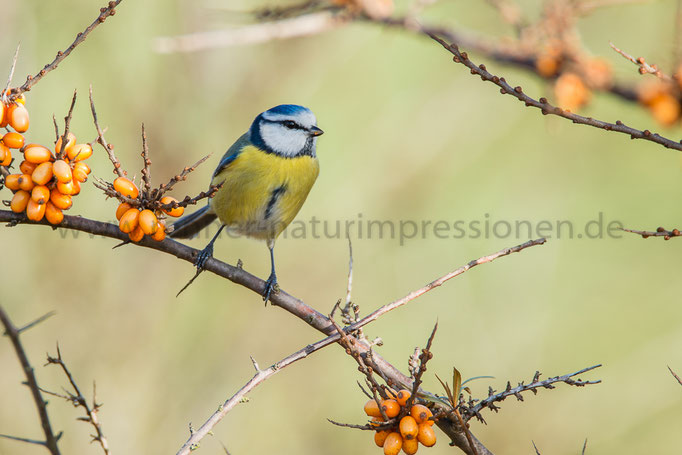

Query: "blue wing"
left=212, top=133, right=251, bottom=178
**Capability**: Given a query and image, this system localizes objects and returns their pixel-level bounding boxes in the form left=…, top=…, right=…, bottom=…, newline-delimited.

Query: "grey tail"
left=169, top=205, right=218, bottom=239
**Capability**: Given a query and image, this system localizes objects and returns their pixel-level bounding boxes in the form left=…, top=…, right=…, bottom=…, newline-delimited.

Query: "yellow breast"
left=209, top=145, right=319, bottom=240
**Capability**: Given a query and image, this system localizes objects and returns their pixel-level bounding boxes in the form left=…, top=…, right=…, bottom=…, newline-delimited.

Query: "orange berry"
left=151, top=221, right=166, bottom=241
left=57, top=179, right=75, bottom=195
left=650, top=92, right=680, bottom=126
left=2, top=132, right=24, bottom=149
left=375, top=430, right=390, bottom=448
left=410, top=405, right=433, bottom=426
left=119, top=208, right=140, bottom=233
left=0, top=103, right=6, bottom=127
left=554, top=72, right=590, bottom=112
left=14, top=93, right=26, bottom=105
left=128, top=225, right=145, bottom=242
left=73, top=161, right=91, bottom=175
left=381, top=399, right=401, bottom=418
left=0, top=144, right=10, bottom=166
left=45, top=202, right=64, bottom=225
left=4, top=174, right=21, bottom=191
left=70, top=179, right=81, bottom=196
left=383, top=432, right=403, bottom=455
left=72, top=161, right=90, bottom=182
left=583, top=58, right=612, bottom=90
left=18, top=174, right=34, bottom=192
left=535, top=53, right=560, bottom=78
left=31, top=162, right=53, bottom=185
left=364, top=400, right=383, bottom=418
left=7, top=103, right=29, bottom=133
left=23, top=144, right=52, bottom=164
left=139, top=209, right=159, bottom=235
left=10, top=190, right=30, bottom=213
left=52, top=160, right=72, bottom=183
left=19, top=160, right=37, bottom=175
left=396, top=389, right=411, bottom=406
left=31, top=185, right=50, bottom=205
left=417, top=423, right=436, bottom=447
left=160, top=196, right=184, bottom=217
left=55, top=132, right=76, bottom=157
left=116, top=202, right=133, bottom=220
left=399, top=416, right=418, bottom=440
left=26, top=198, right=46, bottom=221
left=50, top=189, right=72, bottom=210
left=402, top=437, right=419, bottom=455
left=68, top=143, right=92, bottom=161
left=113, top=177, right=139, bottom=199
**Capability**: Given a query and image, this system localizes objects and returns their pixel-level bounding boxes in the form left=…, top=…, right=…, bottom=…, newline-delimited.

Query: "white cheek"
left=260, top=124, right=307, bottom=156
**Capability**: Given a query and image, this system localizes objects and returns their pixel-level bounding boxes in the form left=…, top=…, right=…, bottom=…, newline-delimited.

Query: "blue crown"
left=265, top=104, right=309, bottom=116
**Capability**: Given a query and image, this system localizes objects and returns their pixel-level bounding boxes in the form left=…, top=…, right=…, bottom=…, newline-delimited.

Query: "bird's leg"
left=195, top=224, right=226, bottom=270
left=263, top=244, right=279, bottom=305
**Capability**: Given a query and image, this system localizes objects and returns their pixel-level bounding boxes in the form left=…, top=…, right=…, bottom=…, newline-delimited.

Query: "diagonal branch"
left=14, top=0, right=123, bottom=96
left=0, top=305, right=61, bottom=455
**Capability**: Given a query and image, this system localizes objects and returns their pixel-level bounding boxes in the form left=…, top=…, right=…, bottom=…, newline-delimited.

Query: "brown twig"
left=140, top=124, right=151, bottom=194
left=155, top=154, right=212, bottom=198
left=56, top=90, right=78, bottom=160
left=14, top=0, right=123, bottom=97
left=609, top=42, right=673, bottom=81
left=0, top=305, right=62, bottom=455
left=89, top=86, right=124, bottom=177
left=427, top=32, right=682, bottom=152
left=622, top=226, right=682, bottom=240
left=44, top=346, right=110, bottom=455
left=2, top=44, right=20, bottom=104
left=668, top=366, right=682, bottom=386
left=462, top=365, right=602, bottom=422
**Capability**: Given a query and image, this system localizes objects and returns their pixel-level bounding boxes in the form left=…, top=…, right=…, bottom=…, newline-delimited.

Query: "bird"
left=170, top=104, right=323, bottom=302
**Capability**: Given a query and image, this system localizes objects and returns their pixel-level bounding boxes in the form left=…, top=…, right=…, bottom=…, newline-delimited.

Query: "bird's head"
left=250, top=104, right=323, bottom=157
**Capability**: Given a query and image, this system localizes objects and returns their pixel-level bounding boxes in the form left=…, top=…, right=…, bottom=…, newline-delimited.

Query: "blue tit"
left=170, top=104, right=323, bottom=302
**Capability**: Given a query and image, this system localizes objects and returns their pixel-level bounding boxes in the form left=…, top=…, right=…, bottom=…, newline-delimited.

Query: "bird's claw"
left=194, top=244, right=214, bottom=270
left=263, top=273, right=279, bottom=305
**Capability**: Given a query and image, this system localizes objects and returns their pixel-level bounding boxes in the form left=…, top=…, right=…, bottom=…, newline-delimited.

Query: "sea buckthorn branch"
left=622, top=226, right=682, bottom=240
left=610, top=42, right=673, bottom=81
left=460, top=365, right=602, bottom=423
left=426, top=32, right=682, bottom=152
left=10, top=0, right=123, bottom=100
left=669, top=366, right=682, bottom=386
left=55, top=91, right=78, bottom=161
left=89, top=86, right=124, bottom=178
left=0, top=305, right=62, bottom=455
left=42, top=345, right=110, bottom=455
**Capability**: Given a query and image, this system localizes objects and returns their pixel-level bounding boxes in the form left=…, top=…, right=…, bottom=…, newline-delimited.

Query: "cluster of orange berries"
left=2, top=95, right=92, bottom=224
left=365, top=389, right=436, bottom=455
left=112, top=176, right=183, bottom=243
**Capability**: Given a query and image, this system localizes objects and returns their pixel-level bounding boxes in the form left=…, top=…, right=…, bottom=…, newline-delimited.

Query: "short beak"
left=309, top=126, right=324, bottom=137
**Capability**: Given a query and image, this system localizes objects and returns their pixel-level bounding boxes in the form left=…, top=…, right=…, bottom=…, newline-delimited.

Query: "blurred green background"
left=1, top=0, right=682, bottom=454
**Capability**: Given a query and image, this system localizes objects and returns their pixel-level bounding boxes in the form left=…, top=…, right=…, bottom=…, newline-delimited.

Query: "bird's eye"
left=283, top=120, right=298, bottom=129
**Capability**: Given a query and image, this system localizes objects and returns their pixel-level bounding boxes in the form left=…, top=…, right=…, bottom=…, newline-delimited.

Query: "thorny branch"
left=460, top=365, right=602, bottom=423
left=11, top=0, right=123, bottom=99
left=44, top=346, right=110, bottom=455
left=0, top=305, right=62, bottom=455
left=89, top=86, right=124, bottom=178
left=622, top=226, right=682, bottom=240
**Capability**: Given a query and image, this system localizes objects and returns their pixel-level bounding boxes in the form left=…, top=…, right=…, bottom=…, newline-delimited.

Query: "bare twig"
left=140, top=124, right=151, bottom=194
left=428, top=32, right=682, bottom=152
left=153, top=11, right=344, bottom=54
left=462, top=365, right=602, bottom=422
left=45, top=346, right=110, bottom=455
left=622, top=226, right=682, bottom=240
left=668, top=366, right=682, bottom=386
left=2, top=44, right=20, bottom=103
left=0, top=305, right=61, bottom=455
left=610, top=42, right=673, bottom=81
left=56, top=90, right=78, bottom=160
left=15, top=0, right=123, bottom=96
left=89, top=86, right=124, bottom=177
